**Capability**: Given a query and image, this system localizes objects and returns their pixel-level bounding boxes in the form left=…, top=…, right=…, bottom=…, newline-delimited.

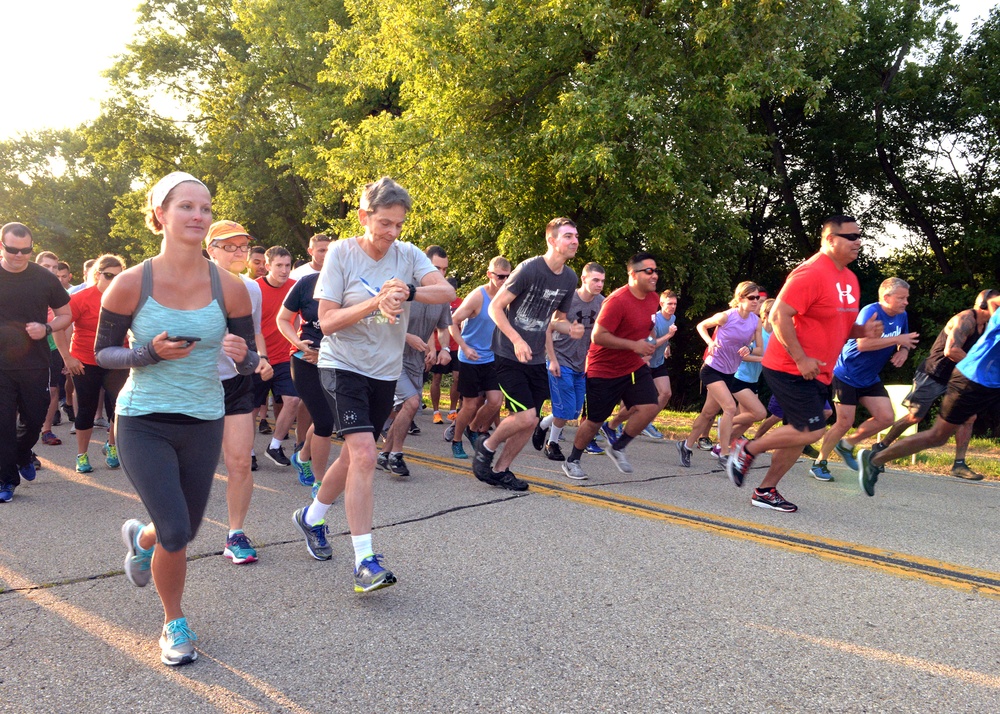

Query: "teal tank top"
left=116, top=259, right=228, bottom=420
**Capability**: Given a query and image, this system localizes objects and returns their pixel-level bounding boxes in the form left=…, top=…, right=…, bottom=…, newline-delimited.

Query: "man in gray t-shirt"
left=471, top=217, right=583, bottom=491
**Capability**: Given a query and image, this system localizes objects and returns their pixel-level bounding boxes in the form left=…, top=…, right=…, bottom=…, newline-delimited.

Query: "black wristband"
left=407, top=284, right=417, bottom=302
left=45, top=323, right=53, bottom=336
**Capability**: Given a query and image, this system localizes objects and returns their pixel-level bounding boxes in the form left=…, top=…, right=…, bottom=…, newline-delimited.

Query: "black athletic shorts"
left=583, top=366, right=658, bottom=424
left=496, top=357, right=549, bottom=415
left=730, top=377, right=758, bottom=394
left=700, top=363, right=735, bottom=390
left=48, top=349, right=64, bottom=389
left=223, top=374, right=255, bottom=416
left=763, top=367, right=831, bottom=432
left=939, top=372, right=1000, bottom=425
left=650, top=362, right=670, bottom=380
left=457, top=361, right=498, bottom=398
left=831, top=376, right=889, bottom=406
left=320, top=367, right=396, bottom=438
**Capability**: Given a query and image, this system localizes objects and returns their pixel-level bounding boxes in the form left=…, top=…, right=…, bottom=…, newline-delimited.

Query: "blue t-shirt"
left=649, top=311, right=676, bottom=369
left=957, top=308, right=1000, bottom=388
left=833, top=302, right=908, bottom=388
left=283, top=272, right=323, bottom=350
left=734, top=328, right=770, bottom=384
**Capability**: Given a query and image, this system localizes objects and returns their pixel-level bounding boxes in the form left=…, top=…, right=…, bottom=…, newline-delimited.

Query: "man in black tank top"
left=872, top=290, right=996, bottom=480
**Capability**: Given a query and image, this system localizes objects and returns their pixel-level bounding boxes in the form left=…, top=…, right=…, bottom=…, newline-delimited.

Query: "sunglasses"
left=2, top=243, right=33, bottom=255
left=633, top=267, right=659, bottom=276
left=834, top=232, right=863, bottom=241
left=491, top=272, right=510, bottom=280
left=744, top=295, right=761, bottom=301
left=211, top=242, right=251, bottom=253
left=100, top=271, right=120, bottom=281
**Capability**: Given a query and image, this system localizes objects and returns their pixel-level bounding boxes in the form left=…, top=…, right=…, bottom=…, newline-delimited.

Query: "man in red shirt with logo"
left=561, top=252, right=660, bottom=480
left=727, top=215, right=882, bottom=512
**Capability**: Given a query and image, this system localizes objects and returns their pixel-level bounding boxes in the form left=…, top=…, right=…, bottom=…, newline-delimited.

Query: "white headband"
left=149, top=171, right=209, bottom=210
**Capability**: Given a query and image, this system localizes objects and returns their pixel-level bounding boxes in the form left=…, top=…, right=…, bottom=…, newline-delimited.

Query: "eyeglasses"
left=633, top=267, right=659, bottom=276
left=491, top=272, right=510, bottom=280
left=100, top=271, right=120, bottom=281
left=834, top=232, right=863, bottom=241
left=211, top=242, right=251, bottom=253
left=1, top=243, right=32, bottom=255
left=744, top=295, right=761, bottom=301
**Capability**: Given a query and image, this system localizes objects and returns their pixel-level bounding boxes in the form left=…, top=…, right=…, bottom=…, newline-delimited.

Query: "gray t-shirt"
left=552, top=290, right=604, bottom=373
left=402, top=300, right=452, bottom=374
left=492, top=256, right=577, bottom=366
left=217, top=273, right=262, bottom=380
left=315, top=237, right=436, bottom=380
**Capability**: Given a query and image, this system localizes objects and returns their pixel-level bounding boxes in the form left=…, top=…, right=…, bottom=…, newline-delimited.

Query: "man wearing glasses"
left=728, top=215, right=883, bottom=512
left=560, top=254, right=660, bottom=480
left=0, top=223, right=72, bottom=502
left=206, top=220, right=273, bottom=563
left=809, top=277, right=919, bottom=481
left=472, top=218, right=581, bottom=490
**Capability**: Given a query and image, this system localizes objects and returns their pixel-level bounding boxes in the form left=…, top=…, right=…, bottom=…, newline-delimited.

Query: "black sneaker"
left=472, top=440, right=497, bottom=484
left=531, top=423, right=548, bottom=451
left=676, top=440, right=692, bottom=468
left=52, top=410, right=62, bottom=427
left=951, top=461, right=984, bottom=481
left=258, top=418, right=272, bottom=434
left=61, top=402, right=76, bottom=423
left=870, top=441, right=887, bottom=457
left=376, top=452, right=390, bottom=472
left=266, top=445, right=291, bottom=467
left=543, top=442, right=565, bottom=461
left=387, top=453, right=410, bottom=477
left=408, top=421, right=420, bottom=435
left=251, top=455, right=258, bottom=471
left=751, top=487, right=797, bottom=512
left=31, top=452, right=41, bottom=470
left=494, top=469, right=529, bottom=492
left=857, top=448, right=882, bottom=497
left=801, top=443, right=820, bottom=459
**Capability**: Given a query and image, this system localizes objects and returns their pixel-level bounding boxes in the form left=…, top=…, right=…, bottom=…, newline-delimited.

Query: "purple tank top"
left=705, top=308, right=759, bottom=374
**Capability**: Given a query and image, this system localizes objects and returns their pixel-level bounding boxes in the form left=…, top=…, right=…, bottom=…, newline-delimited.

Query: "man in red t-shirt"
left=727, top=215, right=883, bottom=512
left=255, top=246, right=300, bottom=466
left=561, top=252, right=660, bottom=480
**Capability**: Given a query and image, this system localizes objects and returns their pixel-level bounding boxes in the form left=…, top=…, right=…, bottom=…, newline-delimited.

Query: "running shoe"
left=696, top=437, right=714, bottom=451
left=447, top=411, right=458, bottom=421
left=94, top=417, right=110, bottom=429
left=292, top=507, right=332, bottom=560
left=833, top=439, right=858, bottom=470
left=604, top=445, right=633, bottom=474
left=809, top=459, right=834, bottom=482
left=544, top=442, right=565, bottom=461
left=0, top=484, right=14, bottom=503
left=585, top=439, right=605, bottom=455
left=676, top=440, right=692, bottom=468
left=561, top=460, right=587, bottom=481
left=493, top=469, right=529, bottom=492
left=433, top=412, right=444, bottom=424
left=76, top=454, right=93, bottom=474
left=258, top=418, right=272, bottom=434
left=69, top=425, right=76, bottom=434
left=18, top=461, right=36, bottom=482
left=451, top=441, right=468, bottom=459
left=642, top=423, right=664, bottom=439
left=31, top=452, right=40, bottom=470
left=870, top=441, right=887, bottom=457
left=472, top=439, right=497, bottom=484
left=408, top=421, right=421, bottom=435
left=801, top=443, right=820, bottom=459
left=291, top=451, right=315, bottom=486
left=354, top=554, right=397, bottom=593
left=727, top=437, right=755, bottom=488
left=159, top=617, right=198, bottom=666
left=376, top=452, right=390, bottom=472
left=266, top=444, right=291, bottom=467
left=443, top=423, right=456, bottom=442
left=121, top=519, right=153, bottom=587
left=711, top=444, right=725, bottom=462
left=224, top=532, right=258, bottom=564
left=532, top=422, right=548, bottom=451
left=102, top=442, right=120, bottom=469
left=951, top=461, right=984, bottom=481
left=61, top=402, right=75, bottom=422
left=857, top=448, right=882, bottom=497
left=311, top=480, right=321, bottom=499
left=251, top=455, right=258, bottom=472
left=751, top=487, right=797, bottom=512
left=464, top=426, right=479, bottom=449
left=387, top=453, right=410, bottom=477
left=52, top=410, right=62, bottom=426
left=599, top=422, right=617, bottom=444
left=41, top=430, right=61, bottom=446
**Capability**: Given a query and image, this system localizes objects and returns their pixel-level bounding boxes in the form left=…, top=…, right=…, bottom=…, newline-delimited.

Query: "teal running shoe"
left=159, top=617, right=198, bottom=666
left=102, top=442, right=120, bottom=469
left=224, top=531, right=258, bottom=564
left=311, top=481, right=321, bottom=499
left=76, top=454, right=93, bottom=474
left=452, top=441, right=468, bottom=459
left=291, top=451, right=315, bottom=486
left=354, top=554, right=397, bottom=593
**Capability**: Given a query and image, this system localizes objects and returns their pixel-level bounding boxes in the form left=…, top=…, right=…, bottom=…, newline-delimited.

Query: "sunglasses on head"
left=2, top=242, right=32, bottom=255
left=634, top=267, right=659, bottom=276
left=834, top=232, right=863, bottom=241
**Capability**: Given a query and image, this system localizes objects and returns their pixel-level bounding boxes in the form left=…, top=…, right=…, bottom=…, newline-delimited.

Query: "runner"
left=447, top=256, right=510, bottom=459
left=728, top=297, right=774, bottom=444
left=532, top=262, right=606, bottom=460
left=561, top=253, right=661, bottom=480
left=0, top=222, right=72, bottom=502
left=677, top=282, right=763, bottom=467
left=471, top=218, right=579, bottom=490
left=810, top=277, right=918, bottom=480
left=292, top=177, right=454, bottom=592
left=63, top=254, right=129, bottom=474
left=727, top=215, right=881, bottom=512
left=206, top=220, right=274, bottom=564
left=288, top=233, right=332, bottom=280
left=859, top=293, right=1000, bottom=496
left=99, top=171, right=259, bottom=665
left=34, top=251, right=67, bottom=446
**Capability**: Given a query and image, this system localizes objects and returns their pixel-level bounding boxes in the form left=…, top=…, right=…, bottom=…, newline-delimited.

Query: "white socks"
left=352, top=533, right=373, bottom=568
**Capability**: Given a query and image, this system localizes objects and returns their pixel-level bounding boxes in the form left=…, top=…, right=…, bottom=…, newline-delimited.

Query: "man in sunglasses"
left=0, top=223, right=72, bottom=502
left=810, top=277, right=918, bottom=480
left=728, top=215, right=883, bottom=512
left=560, top=253, right=661, bottom=480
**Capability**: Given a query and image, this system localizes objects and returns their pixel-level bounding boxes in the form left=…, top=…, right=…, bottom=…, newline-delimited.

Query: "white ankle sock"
left=305, top=498, right=332, bottom=526
left=269, top=438, right=281, bottom=450
left=549, top=425, right=563, bottom=444
left=540, top=414, right=553, bottom=430
left=352, top=533, right=373, bottom=568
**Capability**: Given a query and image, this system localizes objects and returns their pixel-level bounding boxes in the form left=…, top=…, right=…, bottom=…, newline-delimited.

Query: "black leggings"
left=291, top=355, right=335, bottom=438
left=72, top=363, right=128, bottom=431
left=116, top=415, right=224, bottom=552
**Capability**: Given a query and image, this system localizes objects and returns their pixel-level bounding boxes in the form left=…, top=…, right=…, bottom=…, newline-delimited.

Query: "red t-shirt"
left=585, top=286, right=660, bottom=378
left=70, top=286, right=103, bottom=365
left=762, top=252, right=860, bottom=384
left=257, top=276, right=297, bottom=364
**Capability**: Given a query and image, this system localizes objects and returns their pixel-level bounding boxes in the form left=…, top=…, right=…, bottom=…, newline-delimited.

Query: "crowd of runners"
left=3, top=175, right=999, bottom=668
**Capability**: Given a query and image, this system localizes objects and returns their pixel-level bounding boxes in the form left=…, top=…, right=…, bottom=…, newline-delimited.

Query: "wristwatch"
left=44, top=323, right=53, bottom=336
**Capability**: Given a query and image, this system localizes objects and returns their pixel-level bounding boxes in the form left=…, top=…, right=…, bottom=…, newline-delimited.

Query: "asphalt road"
left=1, top=412, right=998, bottom=713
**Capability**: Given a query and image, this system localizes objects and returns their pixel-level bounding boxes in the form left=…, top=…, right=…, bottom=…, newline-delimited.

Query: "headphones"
left=978, top=289, right=998, bottom=310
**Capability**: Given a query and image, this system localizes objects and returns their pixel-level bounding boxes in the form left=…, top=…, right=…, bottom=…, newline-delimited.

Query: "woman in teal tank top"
left=94, top=172, right=258, bottom=667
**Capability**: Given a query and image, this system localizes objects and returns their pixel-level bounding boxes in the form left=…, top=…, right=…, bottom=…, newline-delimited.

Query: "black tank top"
left=919, top=309, right=982, bottom=381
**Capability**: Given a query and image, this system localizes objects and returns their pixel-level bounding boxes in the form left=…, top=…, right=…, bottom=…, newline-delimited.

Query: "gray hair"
left=360, top=177, right=412, bottom=213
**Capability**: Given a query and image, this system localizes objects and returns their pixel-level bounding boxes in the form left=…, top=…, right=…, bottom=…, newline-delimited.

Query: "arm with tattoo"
left=944, top=310, right=976, bottom=363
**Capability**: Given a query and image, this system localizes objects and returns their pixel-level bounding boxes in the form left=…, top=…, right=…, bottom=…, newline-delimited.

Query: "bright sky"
left=0, top=0, right=997, bottom=142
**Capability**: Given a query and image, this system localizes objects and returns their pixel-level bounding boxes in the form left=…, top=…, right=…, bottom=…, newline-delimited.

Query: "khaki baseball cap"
left=205, top=220, right=252, bottom=247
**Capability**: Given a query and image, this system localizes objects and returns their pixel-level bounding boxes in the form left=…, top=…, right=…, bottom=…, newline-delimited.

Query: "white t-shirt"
left=315, top=237, right=436, bottom=380
left=289, top=262, right=319, bottom=281
left=217, top=273, right=263, bottom=380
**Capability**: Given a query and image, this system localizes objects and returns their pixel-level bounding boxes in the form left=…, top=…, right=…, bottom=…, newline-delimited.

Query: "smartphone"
left=166, top=336, right=202, bottom=345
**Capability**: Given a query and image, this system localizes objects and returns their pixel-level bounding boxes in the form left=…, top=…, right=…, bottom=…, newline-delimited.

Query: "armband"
left=407, top=284, right=417, bottom=302
left=227, top=314, right=260, bottom=376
